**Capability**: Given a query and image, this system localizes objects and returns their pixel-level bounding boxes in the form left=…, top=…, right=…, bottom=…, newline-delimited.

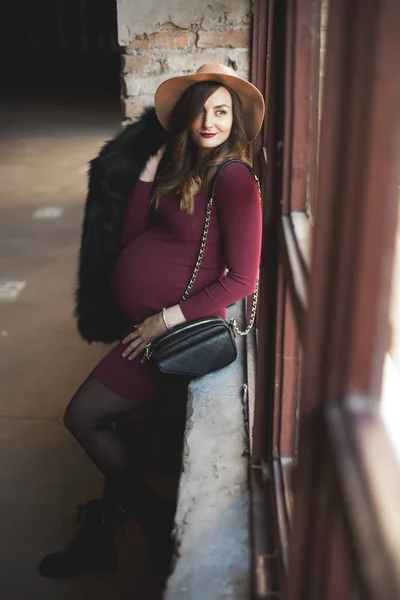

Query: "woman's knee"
left=63, top=376, right=100, bottom=436
left=63, top=396, right=91, bottom=438
left=63, top=400, right=78, bottom=435
left=63, top=376, right=133, bottom=438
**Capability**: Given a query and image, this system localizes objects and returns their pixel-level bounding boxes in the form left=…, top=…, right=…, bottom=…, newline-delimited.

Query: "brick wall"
left=117, top=4, right=252, bottom=121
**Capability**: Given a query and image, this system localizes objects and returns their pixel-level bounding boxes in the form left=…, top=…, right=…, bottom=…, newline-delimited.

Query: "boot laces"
left=76, top=501, right=106, bottom=525
left=67, top=501, right=108, bottom=550
left=71, top=500, right=130, bottom=546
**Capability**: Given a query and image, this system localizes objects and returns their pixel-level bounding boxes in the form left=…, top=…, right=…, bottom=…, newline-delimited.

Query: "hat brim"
left=154, top=72, right=265, bottom=142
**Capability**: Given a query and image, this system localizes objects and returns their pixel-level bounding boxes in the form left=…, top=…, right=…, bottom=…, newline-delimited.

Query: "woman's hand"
left=139, top=145, right=166, bottom=182
left=122, top=312, right=167, bottom=361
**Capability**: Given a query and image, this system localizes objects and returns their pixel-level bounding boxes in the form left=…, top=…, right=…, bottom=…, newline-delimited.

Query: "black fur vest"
left=75, top=107, right=167, bottom=343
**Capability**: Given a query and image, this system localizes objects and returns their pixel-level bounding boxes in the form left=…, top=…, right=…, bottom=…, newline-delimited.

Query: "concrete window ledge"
left=164, top=302, right=251, bottom=600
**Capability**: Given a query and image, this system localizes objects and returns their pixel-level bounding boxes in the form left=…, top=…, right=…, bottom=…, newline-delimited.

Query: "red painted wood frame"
left=285, top=0, right=400, bottom=598
left=250, top=0, right=316, bottom=595
left=249, top=1, right=285, bottom=596
left=250, top=0, right=400, bottom=598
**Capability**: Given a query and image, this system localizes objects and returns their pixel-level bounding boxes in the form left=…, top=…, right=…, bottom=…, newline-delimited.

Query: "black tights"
left=64, top=375, right=183, bottom=537
left=64, top=376, right=139, bottom=486
left=63, top=375, right=165, bottom=516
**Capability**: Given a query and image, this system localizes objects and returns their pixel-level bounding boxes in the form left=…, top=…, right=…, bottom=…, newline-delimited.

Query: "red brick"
left=129, top=30, right=191, bottom=50
left=165, top=52, right=225, bottom=73
left=121, top=54, right=157, bottom=74
left=198, top=29, right=250, bottom=49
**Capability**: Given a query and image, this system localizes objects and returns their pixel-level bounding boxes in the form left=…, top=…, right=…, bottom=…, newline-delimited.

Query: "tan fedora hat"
left=154, top=64, right=265, bottom=142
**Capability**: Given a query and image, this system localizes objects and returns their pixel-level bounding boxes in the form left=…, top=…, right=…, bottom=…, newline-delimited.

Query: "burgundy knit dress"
left=92, top=162, right=262, bottom=402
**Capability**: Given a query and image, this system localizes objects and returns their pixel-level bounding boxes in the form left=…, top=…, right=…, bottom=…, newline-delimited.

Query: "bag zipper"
left=144, top=318, right=230, bottom=360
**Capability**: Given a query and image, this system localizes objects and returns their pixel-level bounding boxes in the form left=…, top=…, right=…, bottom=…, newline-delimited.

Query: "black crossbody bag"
left=143, top=159, right=260, bottom=379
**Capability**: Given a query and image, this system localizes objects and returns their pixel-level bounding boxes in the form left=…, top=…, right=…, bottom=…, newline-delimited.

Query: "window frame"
left=249, top=0, right=400, bottom=597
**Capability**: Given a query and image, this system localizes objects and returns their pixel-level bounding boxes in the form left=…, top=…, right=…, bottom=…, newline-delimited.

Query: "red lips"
left=200, top=133, right=217, bottom=138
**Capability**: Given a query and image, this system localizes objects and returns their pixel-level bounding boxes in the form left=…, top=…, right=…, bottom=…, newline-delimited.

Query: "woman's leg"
left=40, top=374, right=162, bottom=578
left=63, top=375, right=140, bottom=484
left=63, top=374, right=175, bottom=528
left=63, top=373, right=179, bottom=571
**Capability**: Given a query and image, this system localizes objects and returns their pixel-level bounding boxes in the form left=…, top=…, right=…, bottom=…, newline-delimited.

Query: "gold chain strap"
left=181, top=161, right=261, bottom=337
left=181, top=199, right=213, bottom=302
left=230, top=275, right=259, bottom=336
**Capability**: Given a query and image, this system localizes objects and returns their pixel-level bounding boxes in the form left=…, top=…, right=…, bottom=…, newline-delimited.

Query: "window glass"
left=380, top=190, right=400, bottom=462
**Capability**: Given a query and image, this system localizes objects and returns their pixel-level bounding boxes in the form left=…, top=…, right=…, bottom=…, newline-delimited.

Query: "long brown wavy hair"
left=150, top=81, right=249, bottom=214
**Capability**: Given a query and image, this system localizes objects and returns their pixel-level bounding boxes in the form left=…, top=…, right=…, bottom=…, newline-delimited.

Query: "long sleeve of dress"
left=179, top=162, right=262, bottom=322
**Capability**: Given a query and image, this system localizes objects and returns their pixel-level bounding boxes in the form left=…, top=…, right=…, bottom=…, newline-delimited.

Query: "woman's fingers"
left=122, top=328, right=139, bottom=345
left=129, top=342, right=149, bottom=362
left=122, top=337, right=143, bottom=358
left=122, top=313, right=164, bottom=359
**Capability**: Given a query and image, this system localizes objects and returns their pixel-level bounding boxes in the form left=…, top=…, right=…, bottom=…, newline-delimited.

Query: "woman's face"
left=189, top=86, right=233, bottom=152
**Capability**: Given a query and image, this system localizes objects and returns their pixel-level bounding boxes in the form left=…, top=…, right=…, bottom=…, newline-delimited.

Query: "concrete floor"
left=0, top=86, right=167, bottom=599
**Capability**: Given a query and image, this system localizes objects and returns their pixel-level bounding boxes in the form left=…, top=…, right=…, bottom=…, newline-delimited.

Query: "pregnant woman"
left=39, top=64, right=264, bottom=579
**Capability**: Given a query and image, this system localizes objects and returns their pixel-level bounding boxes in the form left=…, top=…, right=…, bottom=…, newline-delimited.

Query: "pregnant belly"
left=111, top=233, right=221, bottom=323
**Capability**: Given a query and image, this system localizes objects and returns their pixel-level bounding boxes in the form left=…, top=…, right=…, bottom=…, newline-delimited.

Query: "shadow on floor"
left=0, top=80, right=185, bottom=599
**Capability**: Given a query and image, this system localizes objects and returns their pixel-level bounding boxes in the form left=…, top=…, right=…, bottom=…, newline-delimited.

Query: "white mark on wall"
left=33, top=207, right=64, bottom=219
left=0, top=281, right=26, bottom=301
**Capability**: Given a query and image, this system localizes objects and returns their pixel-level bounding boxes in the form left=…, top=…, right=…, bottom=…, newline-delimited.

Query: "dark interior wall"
left=0, top=0, right=119, bottom=90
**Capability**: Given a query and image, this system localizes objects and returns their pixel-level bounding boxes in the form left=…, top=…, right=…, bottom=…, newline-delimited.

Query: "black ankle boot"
left=146, top=500, right=177, bottom=577
left=38, top=500, right=128, bottom=579
left=125, top=486, right=177, bottom=576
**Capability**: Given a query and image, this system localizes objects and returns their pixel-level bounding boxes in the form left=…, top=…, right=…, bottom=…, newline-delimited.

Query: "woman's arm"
left=165, top=162, right=262, bottom=324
